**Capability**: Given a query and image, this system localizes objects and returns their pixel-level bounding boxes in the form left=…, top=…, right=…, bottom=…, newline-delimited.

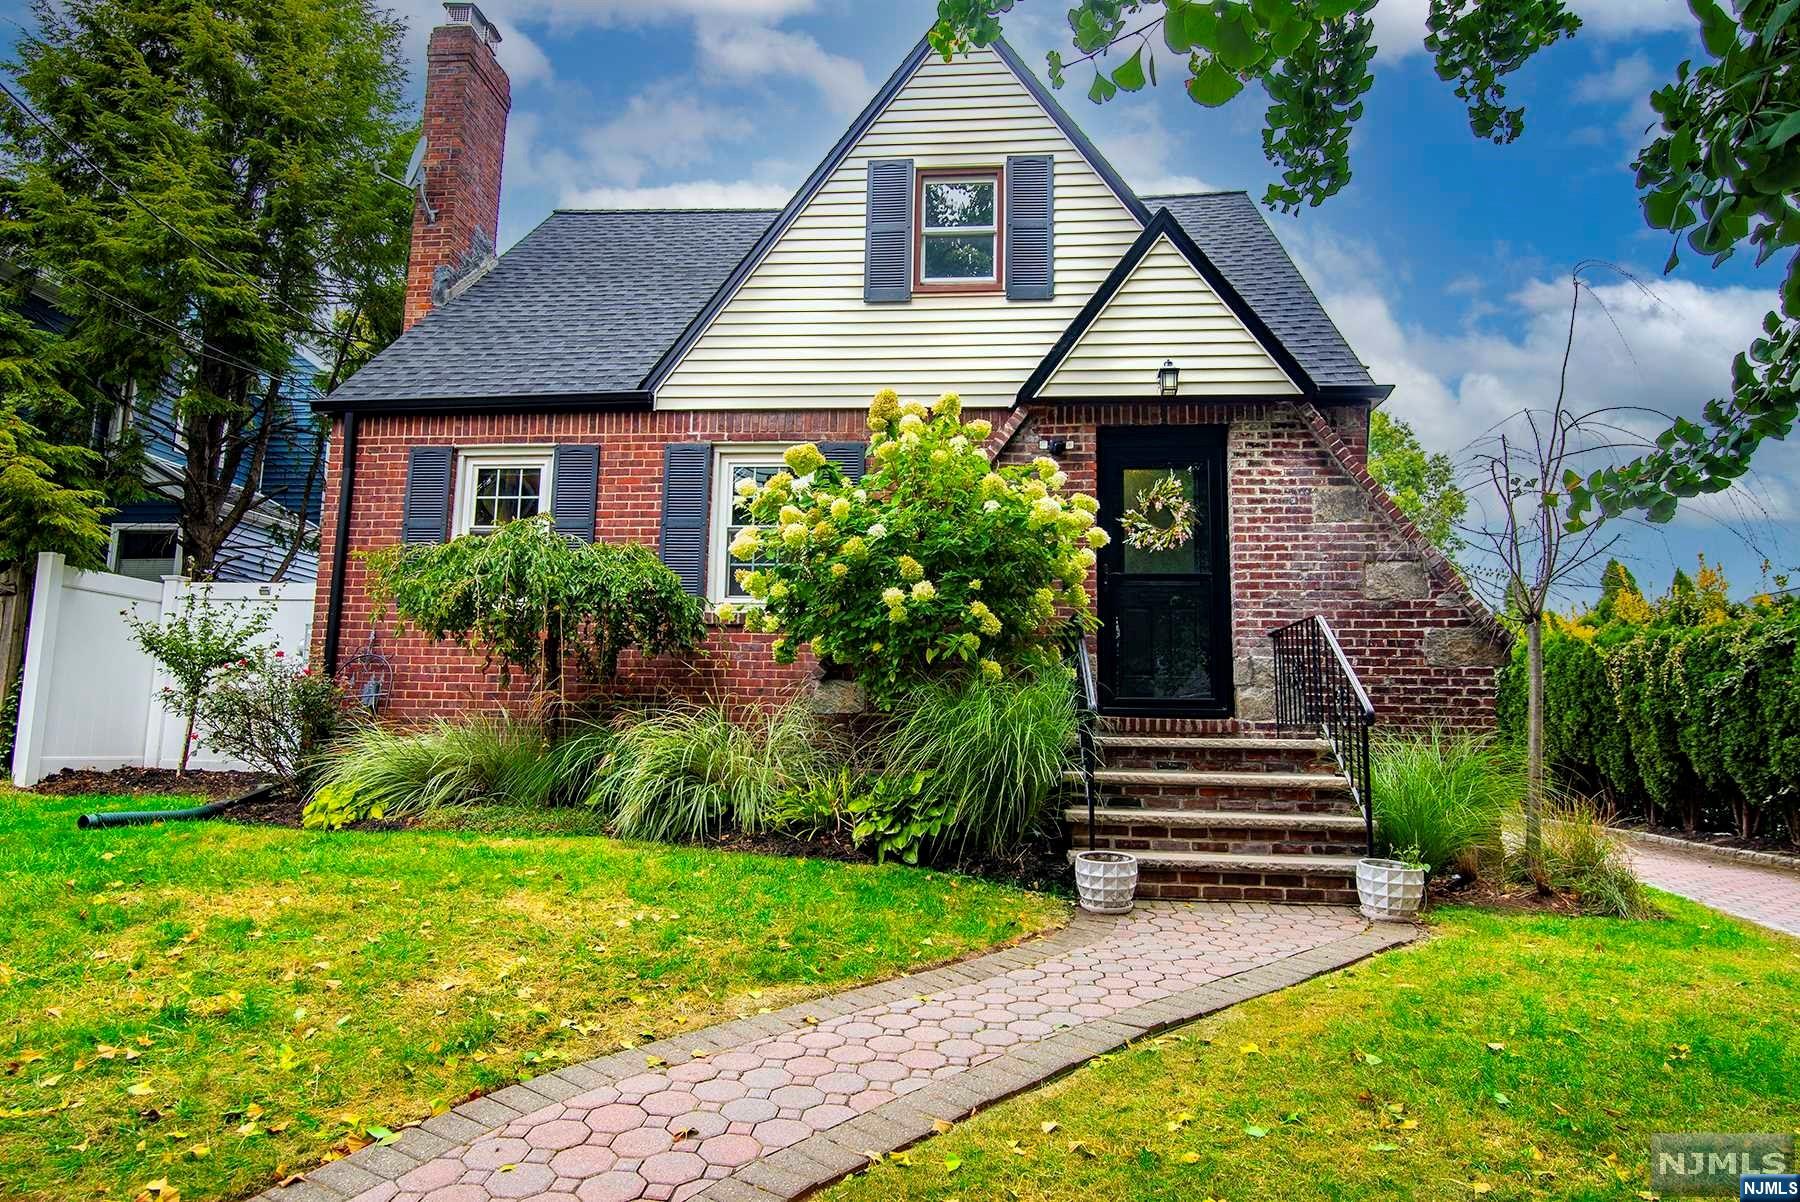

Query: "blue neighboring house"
left=18, top=277, right=325, bottom=583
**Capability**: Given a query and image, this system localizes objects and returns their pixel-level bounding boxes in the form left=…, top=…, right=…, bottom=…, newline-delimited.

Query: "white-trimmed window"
left=111, top=524, right=180, bottom=580
left=916, top=169, right=1002, bottom=290
left=454, top=447, right=554, bottom=537
left=710, top=446, right=787, bottom=602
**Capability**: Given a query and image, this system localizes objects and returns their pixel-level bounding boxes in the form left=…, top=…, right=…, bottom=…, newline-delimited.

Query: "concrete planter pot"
left=1074, top=850, right=1137, bottom=914
left=1356, top=857, right=1426, bottom=922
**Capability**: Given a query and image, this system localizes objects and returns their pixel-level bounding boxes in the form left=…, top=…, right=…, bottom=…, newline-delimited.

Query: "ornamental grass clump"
left=1371, top=728, right=1524, bottom=875
left=304, top=716, right=558, bottom=828
left=717, top=389, right=1102, bottom=703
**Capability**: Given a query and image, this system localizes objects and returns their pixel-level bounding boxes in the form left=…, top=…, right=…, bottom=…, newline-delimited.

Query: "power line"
left=0, top=75, right=353, bottom=349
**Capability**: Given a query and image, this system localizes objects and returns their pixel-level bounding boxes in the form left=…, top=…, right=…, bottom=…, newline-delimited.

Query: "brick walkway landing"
left=1628, top=842, right=1800, bottom=937
left=264, top=904, right=1414, bottom=1202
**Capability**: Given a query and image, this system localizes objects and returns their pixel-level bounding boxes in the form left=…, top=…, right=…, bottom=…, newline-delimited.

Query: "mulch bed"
left=708, top=828, right=1073, bottom=894
left=1613, top=820, right=1800, bottom=865
left=29, top=765, right=267, bottom=800
left=1428, top=871, right=1592, bottom=916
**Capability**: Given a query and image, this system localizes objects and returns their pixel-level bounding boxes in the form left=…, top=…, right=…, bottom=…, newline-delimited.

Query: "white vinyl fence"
left=10, top=551, right=315, bottom=786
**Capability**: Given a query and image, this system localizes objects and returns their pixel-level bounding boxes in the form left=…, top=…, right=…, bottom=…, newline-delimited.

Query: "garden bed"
left=26, top=765, right=266, bottom=799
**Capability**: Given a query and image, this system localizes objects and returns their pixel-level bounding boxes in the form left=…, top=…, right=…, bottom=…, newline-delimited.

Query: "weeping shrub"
left=879, top=670, right=1077, bottom=860
left=588, top=702, right=842, bottom=842
left=1370, top=728, right=1524, bottom=875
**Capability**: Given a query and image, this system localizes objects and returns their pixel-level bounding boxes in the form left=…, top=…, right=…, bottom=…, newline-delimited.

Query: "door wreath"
left=1119, top=472, right=1195, bottom=553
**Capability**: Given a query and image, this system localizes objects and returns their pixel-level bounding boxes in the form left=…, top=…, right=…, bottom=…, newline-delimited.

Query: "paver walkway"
left=1628, top=841, right=1800, bottom=937
left=262, top=903, right=1411, bottom=1202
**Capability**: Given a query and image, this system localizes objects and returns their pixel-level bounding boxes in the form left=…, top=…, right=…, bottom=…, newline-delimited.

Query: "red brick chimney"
left=404, top=2, right=511, bottom=331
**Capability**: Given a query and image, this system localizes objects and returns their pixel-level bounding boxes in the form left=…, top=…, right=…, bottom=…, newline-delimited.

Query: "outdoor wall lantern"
left=1158, top=359, right=1180, bottom=397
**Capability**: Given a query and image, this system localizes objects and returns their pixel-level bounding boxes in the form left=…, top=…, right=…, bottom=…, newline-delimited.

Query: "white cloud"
left=561, top=179, right=795, bottom=208
left=505, top=0, right=818, bottom=26
left=1373, top=0, right=1694, bottom=61
left=696, top=23, right=872, bottom=114
left=576, top=82, right=754, bottom=187
left=1097, top=104, right=1226, bottom=198
left=1574, top=51, right=1653, bottom=102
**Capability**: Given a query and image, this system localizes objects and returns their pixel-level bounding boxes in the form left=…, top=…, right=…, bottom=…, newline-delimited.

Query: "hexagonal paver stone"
left=826, top=1043, right=876, bottom=1065
left=569, top=1087, right=621, bottom=1108
left=693, top=1077, right=748, bottom=1103
left=616, top=1073, right=669, bottom=1096
left=785, top=1056, right=837, bottom=1079
left=769, top=1084, right=825, bottom=1110
left=875, top=1013, right=919, bottom=1031
left=738, top=1065, right=789, bottom=1091
left=641, top=1090, right=699, bottom=1118
left=640, top=1150, right=707, bottom=1188
left=550, top=1145, right=619, bottom=1177
left=801, top=1103, right=857, bottom=1130
left=757, top=1040, right=805, bottom=1061
left=527, top=1120, right=592, bottom=1151
left=667, top=1061, right=718, bottom=1084
left=697, top=1132, right=761, bottom=1168
left=751, top=1117, right=813, bottom=1150
left=796, top=1030, right=844, bottom=1050
left=398, top=1158, right=464, bottom=1193
left=667, top=1110, right=729, bottom=1141
left=815, top=1071, right=867, bottom=1094
left=867, top=1035, right=913, bottom=1055
left=720, top=1097, right=779, bottom=1124
left=487, top=1162, right=557, bottom=1198
left=588, top=1104, right=649, bottom=1135
left=467, top=1137, right=533, bottom=1170
left=611, top=1126, right=674, bottom=1158
left=860, top=1060, right=907, bottom=1083
left=849, top=1089, right=896, bottom=1113
left=910, top=1026, right=951, bottom=1045
left=709, top=1052, right=763, bottom=1072
left=834, top=1022, right=883, bottom=1040
left=575, top=1170, right=647, bottom=1202
left=975, top=1028, right=1020, bottom=1048
left=898, top=1048, right=947, bottom=1071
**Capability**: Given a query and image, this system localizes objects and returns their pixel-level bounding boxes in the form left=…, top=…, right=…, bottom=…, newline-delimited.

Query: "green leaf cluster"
left=365, top=516, right=705, bottom=701
left=849, top=773, right=951, bottom=865
left=1367, top=410, right=1466, bottom=554
left=724, top=390, right=1100, bottom=705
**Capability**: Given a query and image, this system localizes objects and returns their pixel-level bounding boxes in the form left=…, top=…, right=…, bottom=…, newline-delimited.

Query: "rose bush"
left=719, top=388, right=1102, bottom=703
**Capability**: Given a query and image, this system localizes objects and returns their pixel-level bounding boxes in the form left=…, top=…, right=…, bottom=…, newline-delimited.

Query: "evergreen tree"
left=0, top=0, right=412, bottom=577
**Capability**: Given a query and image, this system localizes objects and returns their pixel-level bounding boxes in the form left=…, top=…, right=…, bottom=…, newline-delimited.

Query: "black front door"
left=1096, top=426, right=1232, bottom=716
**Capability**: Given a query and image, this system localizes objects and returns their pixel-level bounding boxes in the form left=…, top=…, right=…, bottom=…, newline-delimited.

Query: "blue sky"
left=10, top=0, right=1796, bottom=603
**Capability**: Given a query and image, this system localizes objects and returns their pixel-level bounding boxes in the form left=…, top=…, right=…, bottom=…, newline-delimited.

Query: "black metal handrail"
left=1270, top=616, right=1376, bottom=856
left=1066, top=634, right=1101, bottom=851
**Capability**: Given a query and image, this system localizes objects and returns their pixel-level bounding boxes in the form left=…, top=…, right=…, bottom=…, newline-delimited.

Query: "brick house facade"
left=313, top=4, right=1506, bottom=730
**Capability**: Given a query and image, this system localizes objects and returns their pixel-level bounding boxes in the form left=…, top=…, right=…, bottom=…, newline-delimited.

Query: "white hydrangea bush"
left=715, top=388, right=1103, bottom=703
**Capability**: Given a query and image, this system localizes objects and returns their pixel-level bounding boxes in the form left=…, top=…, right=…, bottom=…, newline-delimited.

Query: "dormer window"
left=916, top=169, right=1002, bottom=292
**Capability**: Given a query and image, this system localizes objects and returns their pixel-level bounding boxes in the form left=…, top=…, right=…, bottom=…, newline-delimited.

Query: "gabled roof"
left=638, top=36, right=1151, bottom=394
left=319, top=43, right=1382, bottom=411
left=1148, top=192, right=1377, bottom=394
left=318, top=209, right=776, bottom=413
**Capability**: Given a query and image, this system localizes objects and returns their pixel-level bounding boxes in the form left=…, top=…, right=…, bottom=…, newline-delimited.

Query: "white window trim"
left=920, top=174, right=1000, bottom=284
left=710, top=444, right=789, bottom=603
left=453, top=445, right=554, bottom=537
left=109, top=523, right=182, bottom=580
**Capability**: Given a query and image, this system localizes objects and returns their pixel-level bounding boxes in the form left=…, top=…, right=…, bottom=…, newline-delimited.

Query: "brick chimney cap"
left=441, top=2, right=502, bottom=45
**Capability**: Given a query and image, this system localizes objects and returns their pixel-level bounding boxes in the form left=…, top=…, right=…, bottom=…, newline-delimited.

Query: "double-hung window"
left=916, top=169, right=1002, bottom=291
left=454, top=447, right=554, bottom=537
left=710, top=446, right=787, bottom=602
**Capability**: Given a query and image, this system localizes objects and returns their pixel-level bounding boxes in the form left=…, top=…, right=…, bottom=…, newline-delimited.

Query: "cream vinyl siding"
left=1037, top=235, right=1298, bottom=399
left=656, top=48, right=1144, bottom=410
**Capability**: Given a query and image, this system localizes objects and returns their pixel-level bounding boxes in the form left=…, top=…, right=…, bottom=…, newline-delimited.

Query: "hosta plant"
left=720, top=389, right=1101, bottom=703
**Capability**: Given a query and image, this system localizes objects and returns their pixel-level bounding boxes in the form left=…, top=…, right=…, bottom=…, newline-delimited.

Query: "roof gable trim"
left=641, top=34, right=1154, bottom=396
left=1019, top=207, right=1320, bottom=402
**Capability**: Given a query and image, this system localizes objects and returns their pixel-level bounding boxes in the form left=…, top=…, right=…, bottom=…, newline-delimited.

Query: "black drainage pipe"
left=78, top=783, right=275, bottom=830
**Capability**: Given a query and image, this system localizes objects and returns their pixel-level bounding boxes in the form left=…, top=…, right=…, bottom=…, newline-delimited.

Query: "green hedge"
left=1497, top=604, right=1800, bottom=839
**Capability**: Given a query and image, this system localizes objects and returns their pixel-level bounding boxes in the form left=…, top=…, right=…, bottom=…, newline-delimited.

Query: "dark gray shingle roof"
left=326, top=209, right=778, bottom=405
left=325, top=192, right=1373, bottom=407
left=1147, top=191, right=1374, bottom=390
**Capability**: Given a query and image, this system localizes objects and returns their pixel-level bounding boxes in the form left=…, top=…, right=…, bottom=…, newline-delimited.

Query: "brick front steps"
left=1065, top=732, right=1367, bottom=904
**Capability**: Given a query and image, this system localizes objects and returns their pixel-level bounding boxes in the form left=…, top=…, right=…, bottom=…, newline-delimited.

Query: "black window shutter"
left=551, top=444, right=600, bottom=542
left=865, top=159, right=914, bottom=303
left=659, top=443, right=712, bottom=596
left=1006, top=155, right=1055, bottom=301
left=400, top=446, right=453, bottom=544
left=819, top=441, right=868, bottom=484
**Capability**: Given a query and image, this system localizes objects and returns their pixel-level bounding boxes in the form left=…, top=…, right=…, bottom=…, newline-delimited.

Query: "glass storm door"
left=1096, top=427, right=1233, bottom=717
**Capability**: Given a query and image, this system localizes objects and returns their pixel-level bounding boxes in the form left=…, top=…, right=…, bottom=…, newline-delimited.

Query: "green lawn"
left=0, top=790, right=1066, bottom=1202
left=827, top=897, right=1800, bottom=1202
